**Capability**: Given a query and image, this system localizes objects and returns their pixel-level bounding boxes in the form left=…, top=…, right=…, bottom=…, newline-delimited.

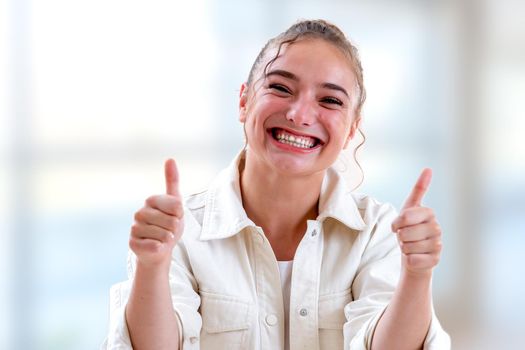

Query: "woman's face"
left=239, top=38, right=360, bottom=178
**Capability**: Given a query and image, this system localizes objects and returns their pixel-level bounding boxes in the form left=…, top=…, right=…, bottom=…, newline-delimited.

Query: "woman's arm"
left=371, top=271, right=432, bottom=350
left=126, top=262, right=181, bottom=350
left=372, top=169, right=442, bottom=350
left=125, top=159, right=185, bottom=350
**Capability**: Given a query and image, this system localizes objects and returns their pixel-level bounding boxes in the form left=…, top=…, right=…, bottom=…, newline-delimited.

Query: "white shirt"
left=103, top=152, right=451, bottom=349
left=277, top=260, right=293, bottom=350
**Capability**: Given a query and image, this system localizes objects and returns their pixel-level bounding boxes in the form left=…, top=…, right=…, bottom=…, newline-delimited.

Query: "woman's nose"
left=285, top=98, right=317, bottom=126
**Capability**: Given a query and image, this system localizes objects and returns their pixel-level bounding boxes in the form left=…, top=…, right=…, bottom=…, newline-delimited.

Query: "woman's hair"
left=246, top=19, right=367, bottom=188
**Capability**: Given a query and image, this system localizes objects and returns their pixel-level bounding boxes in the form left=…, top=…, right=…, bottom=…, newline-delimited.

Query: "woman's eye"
left=321, top=97, right=343, bottom=106
left=269, top=84, right=291, bottom=94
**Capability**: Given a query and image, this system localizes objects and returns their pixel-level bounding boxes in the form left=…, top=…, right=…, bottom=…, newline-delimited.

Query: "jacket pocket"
left=199, top=291, right=252, bottom=350
left=318, top=288, right=352, bottom=349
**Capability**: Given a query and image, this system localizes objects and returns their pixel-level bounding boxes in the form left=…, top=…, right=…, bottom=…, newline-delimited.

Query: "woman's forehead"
left=256, top=38, right=357, bottom=87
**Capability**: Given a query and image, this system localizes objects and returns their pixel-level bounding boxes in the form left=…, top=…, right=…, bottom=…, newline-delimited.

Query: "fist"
left=391, top=169, right=443, bottom=276
left=129, top=159, right=184, bottom=268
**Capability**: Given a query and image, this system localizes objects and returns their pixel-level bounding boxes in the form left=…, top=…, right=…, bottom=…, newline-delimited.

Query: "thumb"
left=401, top=168, right=432, bottom=210
left=164, top=158, right=180, bottom=196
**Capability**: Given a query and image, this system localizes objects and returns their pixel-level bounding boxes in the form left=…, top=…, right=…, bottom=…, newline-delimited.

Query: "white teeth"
left=274, top=130, right=316, bottom=149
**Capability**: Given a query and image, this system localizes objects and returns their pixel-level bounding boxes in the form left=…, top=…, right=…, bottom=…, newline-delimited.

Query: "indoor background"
left=1, top=0, right=524, bottom=349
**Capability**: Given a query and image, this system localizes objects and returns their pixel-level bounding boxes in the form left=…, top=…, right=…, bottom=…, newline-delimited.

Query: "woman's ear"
left=343, top=117, right=361, bottom=149
left=239, top=83, right=249, bottom=122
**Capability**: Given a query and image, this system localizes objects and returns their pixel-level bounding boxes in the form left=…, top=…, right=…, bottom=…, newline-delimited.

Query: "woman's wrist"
left=398, top=268, right=433, bottom=294
left=135, top=259, right=171, bottom=281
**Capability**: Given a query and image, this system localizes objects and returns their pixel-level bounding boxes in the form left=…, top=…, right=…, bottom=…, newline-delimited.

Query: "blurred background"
left=1, top=0, right=524, bottom=349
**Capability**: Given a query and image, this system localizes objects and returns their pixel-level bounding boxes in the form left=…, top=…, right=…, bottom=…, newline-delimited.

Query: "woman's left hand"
left=391, top=169, right=443, bottom=277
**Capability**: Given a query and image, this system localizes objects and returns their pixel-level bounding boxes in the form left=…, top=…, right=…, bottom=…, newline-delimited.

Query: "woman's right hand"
left=129, top=159, right=184, bottom=270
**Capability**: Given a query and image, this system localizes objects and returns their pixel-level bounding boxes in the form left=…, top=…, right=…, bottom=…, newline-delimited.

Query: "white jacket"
left=103, top=153, right=450, bottom=349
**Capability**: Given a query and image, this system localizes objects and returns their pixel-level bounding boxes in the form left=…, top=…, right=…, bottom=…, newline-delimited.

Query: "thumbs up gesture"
left=129, top=159, right=184, bottom=269
left=391, top=169, right=442, bottom=276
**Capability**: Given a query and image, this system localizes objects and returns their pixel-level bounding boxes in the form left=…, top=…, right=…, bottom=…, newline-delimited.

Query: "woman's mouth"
left=269, top=127, right=323, bottom=149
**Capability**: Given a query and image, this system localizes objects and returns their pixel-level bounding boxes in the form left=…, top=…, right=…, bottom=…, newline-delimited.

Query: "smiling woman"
left=239, top=38, right=359, bottom=180
left=103, top=19, right=450, bottom=350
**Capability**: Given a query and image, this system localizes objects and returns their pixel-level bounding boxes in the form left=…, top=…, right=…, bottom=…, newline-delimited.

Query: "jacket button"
left=189, top=336, right=199, bottom=344
left=299, top=308, right=308, bottom=317
left=265, top=314, right=278, bottom=326
left=311, top=229, right=318, bottom=237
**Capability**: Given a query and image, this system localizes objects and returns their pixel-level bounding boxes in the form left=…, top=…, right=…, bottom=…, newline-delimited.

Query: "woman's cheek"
left=322, top=112, right=347, bottom=129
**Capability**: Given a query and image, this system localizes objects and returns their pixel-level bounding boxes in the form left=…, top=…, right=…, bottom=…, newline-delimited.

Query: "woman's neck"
left=239, top=152, right=324, bottom=258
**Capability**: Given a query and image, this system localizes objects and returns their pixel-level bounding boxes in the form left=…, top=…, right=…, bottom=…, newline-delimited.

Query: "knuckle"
left=172, top=202, right=183, bottom=216
left=129, top=237, right=139, bottom=251
left=134, top=210, right=144, bottom=222
left=432, top=254, right=440, bottom=265
left=169, top=217, right=179, bottom=230
left=145, top=195, right=158, bottom=206
left=170, top=203, right=180, bottom=215
left=159, top=229, right=169, bottom=240
left=130, top=223, right=140, bottom=236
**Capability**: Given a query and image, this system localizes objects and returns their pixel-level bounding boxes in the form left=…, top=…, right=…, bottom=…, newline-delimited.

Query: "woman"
left=104, top=20, right=450, bottom=349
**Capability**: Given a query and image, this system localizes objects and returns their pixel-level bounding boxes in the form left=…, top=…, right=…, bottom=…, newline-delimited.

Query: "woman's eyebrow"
left=322, top=83, right=349, bottom=98
left=266, top=69, right=298, bottom=81
left=266, top=69, right=349, bottom=98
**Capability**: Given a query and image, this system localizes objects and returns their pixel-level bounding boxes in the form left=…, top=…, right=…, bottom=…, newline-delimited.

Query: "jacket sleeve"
left=166, top=235, right=203, bottom=349
left=102, top=211, right=203, bottom=350
left=343, top=202, right=451, bottom=350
